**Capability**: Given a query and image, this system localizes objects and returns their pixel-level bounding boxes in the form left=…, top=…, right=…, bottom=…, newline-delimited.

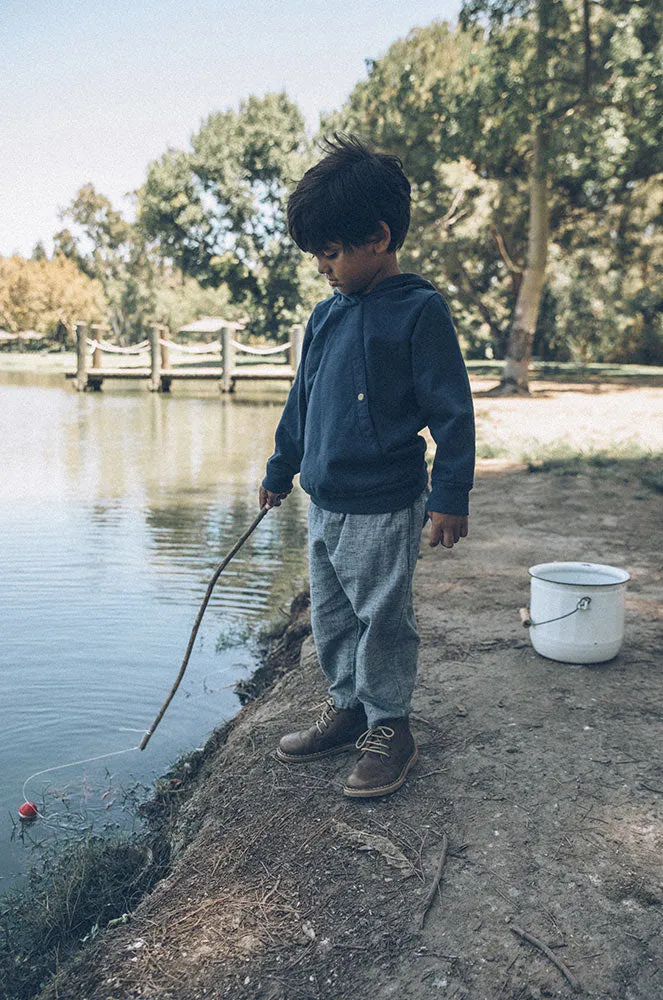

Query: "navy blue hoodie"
left=263, top=273, right=475, bottom=515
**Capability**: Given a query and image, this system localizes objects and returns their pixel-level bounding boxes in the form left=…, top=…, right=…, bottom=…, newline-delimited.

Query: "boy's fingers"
left=267, top=490, right=290, bottom=508
left=428, top=513, right=469, bottom=549
left=259, top=487, right=291, bottom=509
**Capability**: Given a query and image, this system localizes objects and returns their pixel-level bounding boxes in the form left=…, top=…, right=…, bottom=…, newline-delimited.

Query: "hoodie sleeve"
left=412, top=294, right=475, bottom=515
left=262, top=316, right=313, bottom=494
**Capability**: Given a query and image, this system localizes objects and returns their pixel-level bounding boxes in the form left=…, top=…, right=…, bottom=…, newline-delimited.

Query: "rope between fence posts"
left=230, top=340, right=290, bottom=355
left=86, top=339, right=150, bottom=355
left=158, top=339, right=222, bottom=354
left=83, top=336, right=292, bottom=359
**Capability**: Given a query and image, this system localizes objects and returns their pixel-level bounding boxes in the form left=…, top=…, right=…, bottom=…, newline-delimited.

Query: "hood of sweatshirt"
left=331, top=272, right=437, bottom=308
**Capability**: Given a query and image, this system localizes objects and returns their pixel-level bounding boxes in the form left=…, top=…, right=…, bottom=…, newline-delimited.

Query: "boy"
left=259, top=134, right=475, bottom=798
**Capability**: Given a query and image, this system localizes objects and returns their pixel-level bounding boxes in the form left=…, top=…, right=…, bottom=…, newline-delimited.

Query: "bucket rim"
left=528, top=560, right=630, bottom=587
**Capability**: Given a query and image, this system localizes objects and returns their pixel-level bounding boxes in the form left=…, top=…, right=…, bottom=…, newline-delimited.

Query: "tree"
left=0, top=254, right=105, bottom=339
left=54, top=184, right=156, bottom=341
left=153, top=272, right=237, bottom=337
left=330, top=22, right=514, bottom=358
left=31, top=241, right=47, bottom=261
left=138, top=93, right=315, bottom=339
left=336, top=8, right=663, bottom=383
left=459, top=0, right=663, bottom=390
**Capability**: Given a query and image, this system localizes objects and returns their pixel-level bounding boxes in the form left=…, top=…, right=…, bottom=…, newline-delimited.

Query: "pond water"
left=0, top=373, right=309, bottom=889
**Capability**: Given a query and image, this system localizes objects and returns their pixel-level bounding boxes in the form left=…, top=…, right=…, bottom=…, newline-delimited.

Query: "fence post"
left=160, top=326, right=173, bottom=393
left=221, top=326, right=235, bottom=393
left=289, top=324, right=305, bottom=371
left=91, top=325, right=103, bottom=370
left=75, top=322, right=88, bottom=391
left=149, top=324, right=161, bottom=391
left=160, top=326, right=170, bottom=372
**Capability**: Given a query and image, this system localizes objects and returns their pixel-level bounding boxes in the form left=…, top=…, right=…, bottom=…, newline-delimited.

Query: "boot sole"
left=342, top=746, right=419, bottom=798
left=275, top=741, right=359, bottom=764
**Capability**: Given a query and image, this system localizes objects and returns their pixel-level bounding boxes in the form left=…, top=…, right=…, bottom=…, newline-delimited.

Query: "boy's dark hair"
left=287, top=133, right=411, bottom=254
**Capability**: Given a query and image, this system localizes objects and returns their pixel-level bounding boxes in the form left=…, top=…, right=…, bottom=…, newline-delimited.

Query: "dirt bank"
left=37, top=455, right=662, bottom=1000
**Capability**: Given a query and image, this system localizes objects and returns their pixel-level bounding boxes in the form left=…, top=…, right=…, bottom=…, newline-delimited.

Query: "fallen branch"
left=510, top=924, right=581, bottom=993
left=417, top=832, right=449, bottom=930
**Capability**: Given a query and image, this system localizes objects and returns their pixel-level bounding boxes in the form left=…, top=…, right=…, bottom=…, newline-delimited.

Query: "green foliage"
left=152, top=271, right=237, bottom=337
left=54, top=184, right=157, bottom=343
left=138, top=93, right=315, bottom=339
left=328, top=22, right=512, bottom=357
left=18, top=10, right=663, bottom=362
left=0, top=835, right=165, bottom=1000
left=332, top=8, right=663, bottom=363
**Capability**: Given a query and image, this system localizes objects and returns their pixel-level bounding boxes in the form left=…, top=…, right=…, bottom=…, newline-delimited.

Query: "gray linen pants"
left=307, top=491, right=427, bottom=728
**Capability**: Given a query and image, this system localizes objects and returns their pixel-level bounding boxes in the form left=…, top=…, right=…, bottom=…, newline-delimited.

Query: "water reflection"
left=0, top=375, right=309, bottom=887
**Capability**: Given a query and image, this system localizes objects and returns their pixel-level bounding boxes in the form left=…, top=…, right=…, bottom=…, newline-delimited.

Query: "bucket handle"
left=519, top=596, right=592, bottom=629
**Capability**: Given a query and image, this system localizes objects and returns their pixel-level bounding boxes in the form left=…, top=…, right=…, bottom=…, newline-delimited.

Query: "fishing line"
left=22, top=742, right=144, bottom=806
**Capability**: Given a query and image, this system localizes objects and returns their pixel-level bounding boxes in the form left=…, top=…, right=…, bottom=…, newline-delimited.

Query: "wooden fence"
left=66, top=323, right=304, bottom=392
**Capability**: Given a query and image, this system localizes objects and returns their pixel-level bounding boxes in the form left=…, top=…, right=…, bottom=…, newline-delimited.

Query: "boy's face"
left=312, top=242, right=390, bottom=297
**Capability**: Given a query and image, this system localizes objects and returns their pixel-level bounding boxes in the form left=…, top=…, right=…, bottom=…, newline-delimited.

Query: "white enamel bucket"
left=526, top=561, right=630, bottom=664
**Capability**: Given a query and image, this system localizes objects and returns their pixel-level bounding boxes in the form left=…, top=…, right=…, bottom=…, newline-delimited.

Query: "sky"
left=1, top=0, right=461, bottom=257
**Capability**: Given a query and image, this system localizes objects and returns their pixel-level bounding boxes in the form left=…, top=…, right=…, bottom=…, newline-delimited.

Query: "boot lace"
left=355, top=725, right=394, bottom=758
left=315, top=698, right=339, bottom=734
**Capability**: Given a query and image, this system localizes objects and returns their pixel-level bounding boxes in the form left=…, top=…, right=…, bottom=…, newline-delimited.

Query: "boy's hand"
left=428, top=511, right=469, bottom=549
left=259, top=485, right=291, bottom=510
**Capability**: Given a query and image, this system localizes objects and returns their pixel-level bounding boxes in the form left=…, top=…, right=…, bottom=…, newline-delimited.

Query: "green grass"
left=475, top=442, right=512, bottom=460
left=0, top=834, right=168, bottom=1000
left=466, top=360, right=663, bottom=383
left=526, top=447, right=663, bottom=492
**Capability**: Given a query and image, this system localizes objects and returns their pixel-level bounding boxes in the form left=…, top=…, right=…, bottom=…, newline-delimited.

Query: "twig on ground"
left=411, top=712, right=440, bottom=729
left=416, top=825, right=429, bottom=875
left=640, top=782, right=663, bottom=794
left=449, top=842, right=470, bottom=858
left=283, top=941, right=316, bottom=971
left=170, top=896, right=250, bottom=928
left=261, top=874, right=282, bottom=906
left=510, top=924, right=581, bottom=993
left=417, top=832, right=449, bottom=930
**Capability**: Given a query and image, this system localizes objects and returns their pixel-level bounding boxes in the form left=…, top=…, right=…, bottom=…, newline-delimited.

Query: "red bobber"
left=18, top=801, right=38, bottom=821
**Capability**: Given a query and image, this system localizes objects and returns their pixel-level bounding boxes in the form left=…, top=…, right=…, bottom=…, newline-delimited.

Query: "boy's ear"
left=370, top=222, right=392, bottom=254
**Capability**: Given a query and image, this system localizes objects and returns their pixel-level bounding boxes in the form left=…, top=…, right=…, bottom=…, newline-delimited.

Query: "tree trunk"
left=499, top=122, right=550, bottom=394
left=497, top=0, right=552, bottom=395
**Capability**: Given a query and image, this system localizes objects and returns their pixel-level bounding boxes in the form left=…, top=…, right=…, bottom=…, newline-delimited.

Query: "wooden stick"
left=510, top=925, right=582, bottom=993
left=417, top=832, right=449, bottom=930
left=139, top=506, right=270, bottom=750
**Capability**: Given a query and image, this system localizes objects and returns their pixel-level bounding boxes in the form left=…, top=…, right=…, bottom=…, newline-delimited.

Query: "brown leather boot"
left=343, top=717, right=417, bottom=797
left=276, top=698, right=368, bottom=763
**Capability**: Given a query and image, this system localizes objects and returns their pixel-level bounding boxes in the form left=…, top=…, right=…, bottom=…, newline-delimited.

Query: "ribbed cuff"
left=262, top=473, right=294, bottom=495
left=427, top=485, right=470, bottom=516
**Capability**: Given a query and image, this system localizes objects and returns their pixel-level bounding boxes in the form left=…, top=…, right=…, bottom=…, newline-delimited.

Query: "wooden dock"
left=65, top=322, right=303, bottom=392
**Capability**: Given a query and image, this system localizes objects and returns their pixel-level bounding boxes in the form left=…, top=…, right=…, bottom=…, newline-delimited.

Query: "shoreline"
left=0, top=598, right=313, bottom=999
left=13, top=459, right=662, bottom=1000
left=3, top=351, right=663, bottom=385
left=0, top=351, right=74, bottom=373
